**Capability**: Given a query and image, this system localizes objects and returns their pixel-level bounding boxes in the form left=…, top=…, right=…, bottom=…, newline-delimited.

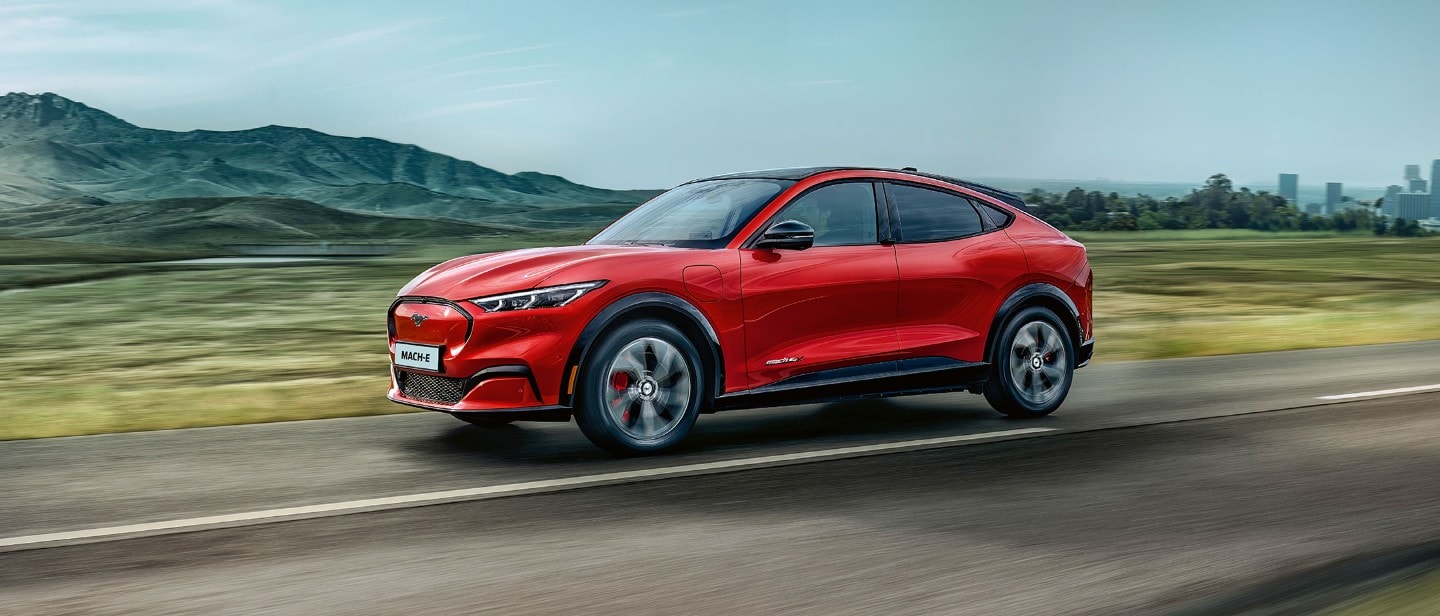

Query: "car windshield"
left=588, top=178, right=794, bottom=248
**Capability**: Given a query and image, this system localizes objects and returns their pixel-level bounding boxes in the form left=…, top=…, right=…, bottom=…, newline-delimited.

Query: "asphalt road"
left=1, top=341, right=1438, bottom=614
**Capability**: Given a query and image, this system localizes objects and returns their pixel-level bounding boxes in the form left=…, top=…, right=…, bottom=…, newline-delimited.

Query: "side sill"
left=713, top=360, right=990, bottom=412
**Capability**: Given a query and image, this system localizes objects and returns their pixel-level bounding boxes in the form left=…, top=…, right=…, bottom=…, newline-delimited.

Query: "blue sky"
left=3, top=0, right=1440, bottom=189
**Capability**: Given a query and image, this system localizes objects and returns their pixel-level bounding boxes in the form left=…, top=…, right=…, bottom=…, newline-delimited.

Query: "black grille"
left=395, top=369, right=468, bottom=404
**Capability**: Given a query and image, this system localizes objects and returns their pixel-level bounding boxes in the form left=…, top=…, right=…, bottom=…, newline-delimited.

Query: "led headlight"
left=469, top=281, right=607, bottom=313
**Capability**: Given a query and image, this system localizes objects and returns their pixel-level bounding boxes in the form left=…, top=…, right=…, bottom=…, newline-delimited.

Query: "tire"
left=452, top=414, right=514, bottom=427
left=573, top=318, right=705, bottom=455
left=984, top=306, right=1075, bottom=418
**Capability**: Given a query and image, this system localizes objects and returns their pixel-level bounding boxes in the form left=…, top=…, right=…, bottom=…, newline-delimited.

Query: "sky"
left=3, top=0, right=1440, bottom=190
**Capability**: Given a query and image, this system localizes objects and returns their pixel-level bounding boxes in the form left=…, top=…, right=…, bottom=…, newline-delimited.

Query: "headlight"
left=469, top=281, right=607, bottom=313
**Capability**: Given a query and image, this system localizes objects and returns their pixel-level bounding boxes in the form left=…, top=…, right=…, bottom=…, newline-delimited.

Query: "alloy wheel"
left=604, top=337, right=693, bottom=441
left=1008, top=320, right=1069, bottom=407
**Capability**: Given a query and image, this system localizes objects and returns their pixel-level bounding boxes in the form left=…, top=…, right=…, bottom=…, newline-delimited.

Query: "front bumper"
left=386, top=296, right=583, bottom=416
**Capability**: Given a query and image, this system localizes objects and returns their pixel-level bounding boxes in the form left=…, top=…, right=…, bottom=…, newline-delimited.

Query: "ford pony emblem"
left=411, top=313, right=427, bottom=327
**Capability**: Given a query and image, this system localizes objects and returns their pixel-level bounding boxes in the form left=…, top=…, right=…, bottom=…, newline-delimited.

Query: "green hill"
left=0, top=92, right=655, bottom=223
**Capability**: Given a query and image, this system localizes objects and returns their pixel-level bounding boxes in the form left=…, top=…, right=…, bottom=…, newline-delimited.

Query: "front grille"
left=395, top=368, right=468, bottom=405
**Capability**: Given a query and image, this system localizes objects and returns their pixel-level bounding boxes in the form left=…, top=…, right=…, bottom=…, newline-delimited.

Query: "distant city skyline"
left=1278, top=173, right=1298, bottom=203
left=4, top=1, right=1440, bottom=188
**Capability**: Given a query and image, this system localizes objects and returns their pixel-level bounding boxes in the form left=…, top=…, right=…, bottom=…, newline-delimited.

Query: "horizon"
left=4, top=1, right=1440, bottom=189
left=1, top=90, right=1405, bottom=199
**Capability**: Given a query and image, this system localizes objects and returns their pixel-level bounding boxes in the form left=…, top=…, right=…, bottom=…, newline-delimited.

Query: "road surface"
left=1, top=341, right=1438, bottom=614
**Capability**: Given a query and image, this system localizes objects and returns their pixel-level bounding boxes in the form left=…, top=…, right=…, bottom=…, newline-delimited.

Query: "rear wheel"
left=984, top=306, right=1074, bottom=417
left=574, top=319, right=704, bottom=455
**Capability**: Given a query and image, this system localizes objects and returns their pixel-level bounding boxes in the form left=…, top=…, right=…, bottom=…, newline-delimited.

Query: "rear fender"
left=985, top=283, right=1083, bottom=364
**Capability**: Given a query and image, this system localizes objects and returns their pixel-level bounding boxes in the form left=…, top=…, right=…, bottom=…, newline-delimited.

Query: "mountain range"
left=0, top=92, right=655, bottom=245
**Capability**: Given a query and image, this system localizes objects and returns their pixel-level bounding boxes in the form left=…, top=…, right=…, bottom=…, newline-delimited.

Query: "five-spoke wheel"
left=575, top=319, right=704, bottom=455
left=984, top=306, right=1075, bottom=417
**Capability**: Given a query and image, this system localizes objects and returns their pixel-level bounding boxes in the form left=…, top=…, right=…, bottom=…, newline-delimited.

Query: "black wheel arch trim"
left=562, top=291, right=725, bottom=407
left=987, top=283, right=1085, bottom=366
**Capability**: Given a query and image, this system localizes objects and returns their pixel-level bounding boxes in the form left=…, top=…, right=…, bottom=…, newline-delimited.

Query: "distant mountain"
left=0, top=195, right=508, bottom=248
left=0, top=92, right=655, bottom=219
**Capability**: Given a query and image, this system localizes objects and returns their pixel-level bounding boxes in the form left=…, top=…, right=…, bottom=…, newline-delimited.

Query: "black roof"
left=693, top=166, right=1028, bottom=209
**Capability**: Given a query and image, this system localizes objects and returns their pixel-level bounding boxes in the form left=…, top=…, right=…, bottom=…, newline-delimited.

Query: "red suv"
left=389, top=167, right=1093, bottom=454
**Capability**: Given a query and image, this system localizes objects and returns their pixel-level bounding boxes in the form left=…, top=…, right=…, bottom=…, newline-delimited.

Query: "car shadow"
left=680, top=394, right=1013, bottom=452
left=403, top=392, right=1037, bottom=466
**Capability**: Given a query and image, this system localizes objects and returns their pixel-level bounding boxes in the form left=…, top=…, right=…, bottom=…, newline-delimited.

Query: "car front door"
left=737, top=181, right=900, bottom=388
left=885, top=182, right=1029, bottom=364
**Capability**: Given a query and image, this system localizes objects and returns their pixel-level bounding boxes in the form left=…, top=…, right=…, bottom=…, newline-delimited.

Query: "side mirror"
left=755, top=220, right=815, bottom=251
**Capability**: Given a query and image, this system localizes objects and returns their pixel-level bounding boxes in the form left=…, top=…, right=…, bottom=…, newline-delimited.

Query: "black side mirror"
left=755, top=220, right=815, bottom=251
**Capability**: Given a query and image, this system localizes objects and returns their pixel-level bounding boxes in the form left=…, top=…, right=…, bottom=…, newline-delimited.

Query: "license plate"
left=393, top=342, right=442, bottom=372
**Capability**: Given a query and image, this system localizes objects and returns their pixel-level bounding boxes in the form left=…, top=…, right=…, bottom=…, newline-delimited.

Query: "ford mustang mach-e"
left=388, top=167, right=1093, bottom=454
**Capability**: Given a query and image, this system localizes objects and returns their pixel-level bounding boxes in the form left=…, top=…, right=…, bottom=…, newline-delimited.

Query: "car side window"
left=772, top=182, right=879, bottom=247
left=976, top=201, right=1015, bottom=229
left=888, top=183, right=986, bottom=242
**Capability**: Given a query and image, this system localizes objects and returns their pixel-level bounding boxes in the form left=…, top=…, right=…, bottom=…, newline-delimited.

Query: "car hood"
left=398, top=244, right=688, bottom=299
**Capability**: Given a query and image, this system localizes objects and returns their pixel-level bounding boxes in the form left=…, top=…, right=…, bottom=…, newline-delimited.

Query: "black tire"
left=573, top=319, right=705, bottom=455
left=984, top=306, right=1075, bottom=418
left=452, top=414, right=514, bottom=427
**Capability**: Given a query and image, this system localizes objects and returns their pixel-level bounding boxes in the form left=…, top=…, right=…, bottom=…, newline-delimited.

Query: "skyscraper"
left=1278, top=173, right=1298, bottom=203
left=1396, top=193, right=1430, bottom=220
left=1410, top=178, right=1429, bottom=193
left=1431, top=160, right=1440, bottom=216
left=1325, top=182, right=1343, bottom=214
left=1405, top=165, right=1421, bottom=181
left=1384, top=185, right=1402, bottom=217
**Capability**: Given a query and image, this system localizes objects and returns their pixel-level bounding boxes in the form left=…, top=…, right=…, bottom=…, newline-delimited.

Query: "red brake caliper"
left=612, top=372, right=632, bottom=422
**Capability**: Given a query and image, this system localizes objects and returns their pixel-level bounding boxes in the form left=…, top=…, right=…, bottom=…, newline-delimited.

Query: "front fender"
left=560, top=292, right=725, bottom=406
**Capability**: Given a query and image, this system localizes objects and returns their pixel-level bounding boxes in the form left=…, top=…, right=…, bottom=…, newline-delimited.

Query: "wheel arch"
left=561, top=292, right=725, bottom=408
left=985, top=283, right=1083, bottom=365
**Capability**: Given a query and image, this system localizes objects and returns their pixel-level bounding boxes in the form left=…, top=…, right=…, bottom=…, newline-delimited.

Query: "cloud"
left=253, top=19, right=433, bottom=69
left=411, top=98, right=534, bottom=119
left=471, top=79, right=560, bottom=92
left=647, top=51, right=678, bottom=70
left=661, top=4, right=737, bottom=19
left=417, top=43, right=564, bottom=71
left=314, top=64, right=558, bottom=93
left=0, top=15, right=210, bottom=54
left=791, top=79, right=853, bottom=86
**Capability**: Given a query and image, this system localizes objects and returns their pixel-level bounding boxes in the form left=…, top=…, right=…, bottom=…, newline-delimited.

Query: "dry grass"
left=1080, top=233, right=1440, bottom=359
left=1, top=231, right=1437, bottom=439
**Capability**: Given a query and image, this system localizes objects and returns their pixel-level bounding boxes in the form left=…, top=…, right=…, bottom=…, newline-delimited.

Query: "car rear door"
left=884, top=182, right=1029, bottom=364
left=737, top=181, right=900, bottom=388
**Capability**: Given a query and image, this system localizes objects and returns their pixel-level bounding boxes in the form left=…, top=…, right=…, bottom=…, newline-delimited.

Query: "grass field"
left=1, top=230, right=1437, bottom=440
left=1076, top=231, right=1440, bottom=359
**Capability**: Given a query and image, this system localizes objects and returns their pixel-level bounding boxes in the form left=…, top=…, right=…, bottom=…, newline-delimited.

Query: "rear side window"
left=887, top=183, right=986, bottom=242
left=976, top=201, right=1015, bottom=229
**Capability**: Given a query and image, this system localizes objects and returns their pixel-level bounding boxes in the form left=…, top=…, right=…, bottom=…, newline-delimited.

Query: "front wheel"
left=984, top=306, right=1075, bottom=418
left=574, top=319, right=705, bottom=455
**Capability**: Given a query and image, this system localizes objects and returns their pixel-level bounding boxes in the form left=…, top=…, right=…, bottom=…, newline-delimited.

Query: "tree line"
left=1023, top=173, right=1430, bottom=236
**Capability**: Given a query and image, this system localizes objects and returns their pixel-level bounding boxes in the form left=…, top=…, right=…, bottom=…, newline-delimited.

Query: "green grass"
left=1085, top=233, right=1440, bottom=359
left=0, top=236, right=207, bottom=265
left=1, top=231, right=1437, bottom=440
